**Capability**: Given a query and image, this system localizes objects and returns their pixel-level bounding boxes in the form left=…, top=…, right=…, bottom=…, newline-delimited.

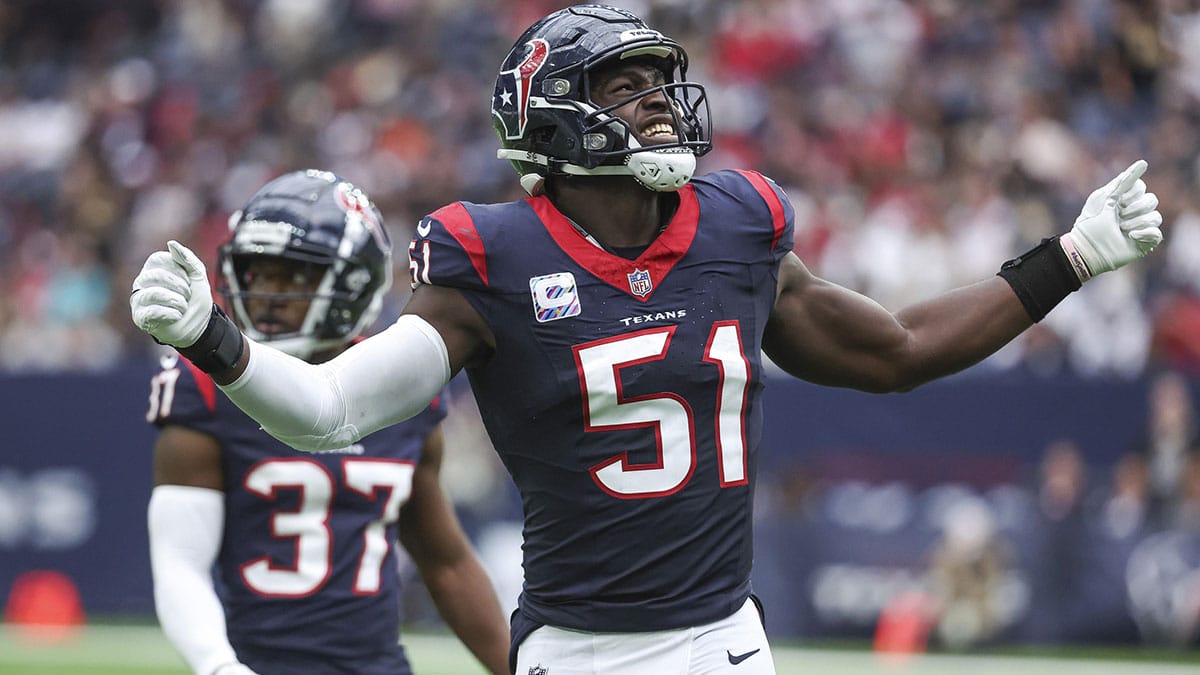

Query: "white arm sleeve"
left=218, top=314, right=451, bottom=452
left=148, top=485, right=243, bottom=675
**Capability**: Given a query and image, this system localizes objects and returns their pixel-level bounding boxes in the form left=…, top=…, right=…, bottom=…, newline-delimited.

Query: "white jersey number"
left=146, top=360, right=182, bottom=422
left=574, top=322, right=750, bottom=498
left=240, top=458, right=415, bottom=597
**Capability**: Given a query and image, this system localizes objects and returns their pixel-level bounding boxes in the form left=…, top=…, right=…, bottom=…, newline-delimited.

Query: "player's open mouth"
left=255, top=320, right=287, bottom=334
left=642, top=122, right=677, bottom=142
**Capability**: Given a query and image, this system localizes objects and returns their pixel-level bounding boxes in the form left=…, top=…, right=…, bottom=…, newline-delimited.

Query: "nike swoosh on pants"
left=727, top=648, right=760, bottom=665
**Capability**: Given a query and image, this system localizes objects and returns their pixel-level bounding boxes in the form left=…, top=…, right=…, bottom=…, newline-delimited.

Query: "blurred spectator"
left=1173, top=452, right=1200, bottom=531
left=1026, top=438, right=1092, bottom=642
left=1102, top=451, right=1152, bottom=540
left=1125, top=528, right=1200, bottom=646
left=1039, top=439, right=1089, bottom=523
left=1150, top=190, right=1200, bottom=373
left=928, top=496, right=1018, bottom=649
left=1085, top=451, right=1154, bottom=643
left=1133, top=370, right=1200, bottom=525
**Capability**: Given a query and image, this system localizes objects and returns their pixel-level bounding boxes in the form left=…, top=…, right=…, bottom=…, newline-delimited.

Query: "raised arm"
left=130, top=242, right=478, bottom=451
left=764, top=159, right=1162, bottom=392
left=764, top=256, right=1030, bottom=392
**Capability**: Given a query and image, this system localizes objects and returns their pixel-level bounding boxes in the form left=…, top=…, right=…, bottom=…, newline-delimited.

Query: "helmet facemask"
left=572, top=70, right=711, bottom=191
left=216, top=170, right=392, bottom=361
left=219, top=248, right=383, bottom=361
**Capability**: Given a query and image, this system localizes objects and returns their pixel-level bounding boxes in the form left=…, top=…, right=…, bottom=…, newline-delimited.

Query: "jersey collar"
left=528, top=185, right=699, bottom=301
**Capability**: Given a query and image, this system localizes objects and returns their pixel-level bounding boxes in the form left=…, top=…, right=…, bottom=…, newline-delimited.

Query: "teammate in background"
left=131, top=6, right=1165, bottom=674
left=143, top=170, right=509, bottom=675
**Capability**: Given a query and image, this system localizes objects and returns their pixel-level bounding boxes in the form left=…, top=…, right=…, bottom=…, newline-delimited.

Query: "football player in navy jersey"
left=132, top=6, right=1164, bottom=674
left=144, top=170, right=509, bottom=675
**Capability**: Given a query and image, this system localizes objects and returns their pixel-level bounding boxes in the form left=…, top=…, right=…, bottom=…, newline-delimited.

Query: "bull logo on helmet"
left=333, top=181, right=388, bottom=252
left=493, top=38, right=549, bottom=140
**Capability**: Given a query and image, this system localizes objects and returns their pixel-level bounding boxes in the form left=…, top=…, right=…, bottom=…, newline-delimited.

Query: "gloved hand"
left=212, top=663, right=260, bottom=675
left=130, top=240, right=215, bottom=348
left=1061, top=159, right=1163, bottom=281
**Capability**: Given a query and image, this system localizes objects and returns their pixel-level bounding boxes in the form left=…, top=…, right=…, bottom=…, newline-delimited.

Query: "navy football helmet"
left=217, top=170, right=392, bottom=359
left=492, top=4, right=711, bottom=194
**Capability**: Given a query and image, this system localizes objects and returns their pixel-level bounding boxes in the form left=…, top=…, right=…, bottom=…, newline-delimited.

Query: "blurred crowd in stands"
left=739, top=367, right=1200, bottom=648
left=2, top=0, right=1200, bottom=376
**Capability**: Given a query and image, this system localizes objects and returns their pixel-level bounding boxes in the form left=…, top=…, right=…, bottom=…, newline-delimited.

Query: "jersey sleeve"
left=691, top=169, right=796, bottom=265
left=145, top=354, right=222, bottom=436
left=408, top=202, right=491, bottom=292
left=733, top=169, right=795, bottom=265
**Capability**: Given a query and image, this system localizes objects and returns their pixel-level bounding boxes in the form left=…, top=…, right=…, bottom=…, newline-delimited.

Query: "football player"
left=132, top=6, right=1164, bottom=674
left=144, top=170, right=509, bottom=675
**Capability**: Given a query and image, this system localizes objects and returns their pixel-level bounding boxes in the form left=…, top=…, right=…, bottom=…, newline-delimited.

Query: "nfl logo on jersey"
left=627, top=268, right=653, bottom=297
left=527, top=666, right=548, bottom=675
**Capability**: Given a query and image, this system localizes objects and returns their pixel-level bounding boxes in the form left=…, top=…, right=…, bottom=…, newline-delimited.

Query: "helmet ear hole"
left=530, top=126, right=556, bottom=154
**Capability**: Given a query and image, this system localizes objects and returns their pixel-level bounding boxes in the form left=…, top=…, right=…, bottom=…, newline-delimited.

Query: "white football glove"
left=1061, top=159, right=1163, bottom=281
left=130, top=240, right=215, bottom=348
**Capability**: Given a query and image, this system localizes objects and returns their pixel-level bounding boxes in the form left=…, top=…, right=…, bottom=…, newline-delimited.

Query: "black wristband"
left=177, top=305, right=245, bottom=374
left=996, top=236, right=1082, bottom=323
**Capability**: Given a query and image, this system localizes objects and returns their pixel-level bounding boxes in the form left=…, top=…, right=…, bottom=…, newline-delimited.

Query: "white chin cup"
left=627, top=149, right=696, bottom=191
left=519, top=173, right=546, bottom=196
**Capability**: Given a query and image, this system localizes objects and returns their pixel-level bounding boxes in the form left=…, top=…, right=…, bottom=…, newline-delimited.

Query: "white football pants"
left=513, top=598, right=775, bottom=675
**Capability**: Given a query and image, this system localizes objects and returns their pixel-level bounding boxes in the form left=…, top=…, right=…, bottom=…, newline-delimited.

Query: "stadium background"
left=3, top=0, right=1200, bottom=667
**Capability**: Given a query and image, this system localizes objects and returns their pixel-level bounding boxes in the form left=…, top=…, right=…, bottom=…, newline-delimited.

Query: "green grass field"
left=2, top=622, right=1198, bottom=674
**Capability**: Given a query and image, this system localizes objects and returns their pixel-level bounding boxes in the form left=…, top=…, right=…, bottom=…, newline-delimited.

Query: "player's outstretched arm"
left=131, top=241, right=452, bottom=451
left=764, top=160, right=1164, bottom=392
left=399, top=428, right=510, bottom=675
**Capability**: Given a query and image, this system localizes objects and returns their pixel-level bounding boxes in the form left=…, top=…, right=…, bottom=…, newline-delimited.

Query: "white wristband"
left=1058, top=232, right=1093, bottom=283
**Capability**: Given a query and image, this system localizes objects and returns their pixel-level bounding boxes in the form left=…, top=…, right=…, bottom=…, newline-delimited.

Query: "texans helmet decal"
left=494, top=38, right=549, bottom=141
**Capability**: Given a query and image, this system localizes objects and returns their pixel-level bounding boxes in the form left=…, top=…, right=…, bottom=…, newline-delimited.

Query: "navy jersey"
left=410, top=169, right=794, bottom=632
left=146, top=354, right=446, bottom=674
